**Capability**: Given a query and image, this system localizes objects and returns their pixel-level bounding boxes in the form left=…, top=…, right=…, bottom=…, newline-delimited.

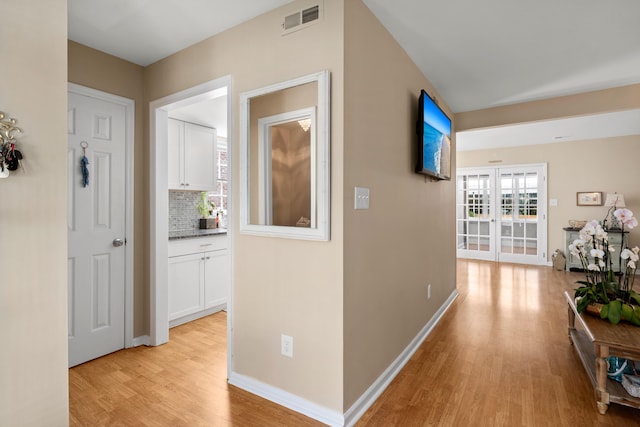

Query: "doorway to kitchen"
left=456, top=164, right=547, bottom=265
left=149, top=75, right=233, bottom=378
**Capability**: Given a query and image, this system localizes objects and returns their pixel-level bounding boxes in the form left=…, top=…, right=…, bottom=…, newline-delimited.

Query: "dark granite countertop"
left=169, top=228, right=227, bottom=240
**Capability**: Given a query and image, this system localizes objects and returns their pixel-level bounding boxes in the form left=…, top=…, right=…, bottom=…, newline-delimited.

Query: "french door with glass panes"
left=456, top=164, right=547, bottom=265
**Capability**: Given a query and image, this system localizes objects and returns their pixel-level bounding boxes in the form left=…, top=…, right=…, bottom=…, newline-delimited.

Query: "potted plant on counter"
left=196, top=191, right=215, bottom=229
left=571, top=209, right=640, bottom=326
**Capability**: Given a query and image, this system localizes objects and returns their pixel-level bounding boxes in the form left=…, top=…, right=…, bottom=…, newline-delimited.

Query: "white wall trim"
left=132, top=335, right=151, bottom=347
left=343, top=289, right=459, bottom=427
left=229, top=289, right=458, bottom=427
left=67, top=82, right=136, bottom=349
left=229, top=372, right=345, bottom=427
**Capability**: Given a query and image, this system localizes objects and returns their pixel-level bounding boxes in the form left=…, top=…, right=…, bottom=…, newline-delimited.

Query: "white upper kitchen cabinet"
left=168, top=118, right=217, bottom=191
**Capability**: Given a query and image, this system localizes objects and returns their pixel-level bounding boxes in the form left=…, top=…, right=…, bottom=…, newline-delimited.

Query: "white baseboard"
left=343, top=289, right=459, bottom=427
left=132, top=335, right=151, bottom=347
left=229, top=372, right=344, bottom=426
left=227, top=290, right=458, bottom=427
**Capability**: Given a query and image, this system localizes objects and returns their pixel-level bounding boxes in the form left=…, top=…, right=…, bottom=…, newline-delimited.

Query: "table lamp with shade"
left=603, top=192, right=626, bottom=230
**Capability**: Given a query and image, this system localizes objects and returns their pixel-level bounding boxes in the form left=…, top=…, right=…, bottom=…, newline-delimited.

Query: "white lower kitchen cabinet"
left=204, top=250, right=229, bottom=309
left=168, top=236, right=228, bottom=327
left=168, top=253, right=204, bottom=320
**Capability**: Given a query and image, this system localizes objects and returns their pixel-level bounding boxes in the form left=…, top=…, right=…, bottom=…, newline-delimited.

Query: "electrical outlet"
left=428, top=284, right=431, bottom=300
left=281, top=334, right=293, bottom=358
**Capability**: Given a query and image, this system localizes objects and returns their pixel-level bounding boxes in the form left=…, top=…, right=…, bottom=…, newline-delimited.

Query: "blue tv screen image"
left=417, top=91, right=451, bottom=180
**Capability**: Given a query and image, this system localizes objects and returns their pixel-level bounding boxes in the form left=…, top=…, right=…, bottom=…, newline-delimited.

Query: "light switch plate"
left=550, top=198, right=558, bottom=207
left=354, top=187, right=370, bottom=210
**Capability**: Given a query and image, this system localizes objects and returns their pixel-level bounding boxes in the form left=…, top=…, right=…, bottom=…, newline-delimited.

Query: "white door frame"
left=149, top=76, right=233, bottom=376
left=68, top=82, right=135, bottom=348
left=457, top=163, right=548, bottom=266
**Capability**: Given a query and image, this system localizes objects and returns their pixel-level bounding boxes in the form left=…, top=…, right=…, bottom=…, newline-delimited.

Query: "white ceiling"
left=68, top=0, right=294, bottom=67
left=67, top=0, right=640, bottom=149
left=363, top=0, right=640, bottom=113
left=168, top=91, right=228, bottom=137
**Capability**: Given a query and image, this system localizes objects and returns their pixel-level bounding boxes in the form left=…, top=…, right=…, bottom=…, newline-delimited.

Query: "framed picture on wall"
left=576, top=191, right=602, bottom=206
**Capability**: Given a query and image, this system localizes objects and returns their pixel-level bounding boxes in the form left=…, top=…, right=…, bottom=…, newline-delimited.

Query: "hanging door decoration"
left=80, top=141, right=90, bottom=187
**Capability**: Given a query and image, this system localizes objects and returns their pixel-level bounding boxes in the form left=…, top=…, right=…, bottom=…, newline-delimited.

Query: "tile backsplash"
left=168, top=190, right=201, bottom=232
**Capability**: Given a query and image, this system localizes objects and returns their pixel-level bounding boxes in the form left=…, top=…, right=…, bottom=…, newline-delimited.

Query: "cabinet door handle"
left=205, top=256, right=211, bottom=260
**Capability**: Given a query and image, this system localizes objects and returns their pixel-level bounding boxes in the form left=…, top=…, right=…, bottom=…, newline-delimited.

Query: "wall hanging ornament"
left=0, top=111, right=24, bottom=179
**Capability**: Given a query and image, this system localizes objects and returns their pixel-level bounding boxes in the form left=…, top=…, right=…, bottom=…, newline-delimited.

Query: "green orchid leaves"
left=598, top=300, right=640, bottom=326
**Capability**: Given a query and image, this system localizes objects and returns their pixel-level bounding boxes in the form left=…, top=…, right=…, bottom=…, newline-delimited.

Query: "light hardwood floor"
left=70, top=260, right=640, bottom=426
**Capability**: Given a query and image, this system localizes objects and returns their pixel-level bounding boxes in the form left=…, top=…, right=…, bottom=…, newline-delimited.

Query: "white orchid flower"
left=614, top=209, right=638, bottom=229
left=620, top=249, right=638, bottom=261
left=568, top=244, right=578, bottom=256
left=614, top=208, right=633, bottom=222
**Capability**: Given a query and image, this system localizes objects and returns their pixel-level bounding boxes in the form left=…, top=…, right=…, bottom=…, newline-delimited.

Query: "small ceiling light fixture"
left=297, top=118, right=311, bottom=132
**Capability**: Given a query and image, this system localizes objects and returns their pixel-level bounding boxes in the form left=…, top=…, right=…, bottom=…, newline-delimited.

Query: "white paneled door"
left=457, top=164, right=547, bottom=265
left=68, top=90, right=127, bottom=367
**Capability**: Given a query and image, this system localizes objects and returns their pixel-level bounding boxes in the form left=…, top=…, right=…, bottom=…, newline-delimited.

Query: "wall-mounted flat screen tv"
left=415, top=90, right=451, bottom=180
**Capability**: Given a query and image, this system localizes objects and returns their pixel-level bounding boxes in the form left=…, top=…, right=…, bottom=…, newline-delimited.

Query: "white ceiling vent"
left=282, top=4, right=321, bottom=35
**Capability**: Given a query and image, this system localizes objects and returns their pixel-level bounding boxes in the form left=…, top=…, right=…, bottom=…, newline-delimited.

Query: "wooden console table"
left=565, top=291, right=640, bottom=414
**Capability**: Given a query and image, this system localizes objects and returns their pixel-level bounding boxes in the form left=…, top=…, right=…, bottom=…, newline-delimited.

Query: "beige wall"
left=0, top=1, right=69, bottom=425
left=458, top=135, right=640, bottom=260
left=145, top=0, right=345, bottom=411
left=67, top=41, right=149, bottom=336
left=343, top=0, right=457, bottom=408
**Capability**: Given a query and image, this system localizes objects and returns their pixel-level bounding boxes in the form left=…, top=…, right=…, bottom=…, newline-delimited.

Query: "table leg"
left=595, top=345, right=610, bottom=415
left=568, top=305, right=576, bottom=343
